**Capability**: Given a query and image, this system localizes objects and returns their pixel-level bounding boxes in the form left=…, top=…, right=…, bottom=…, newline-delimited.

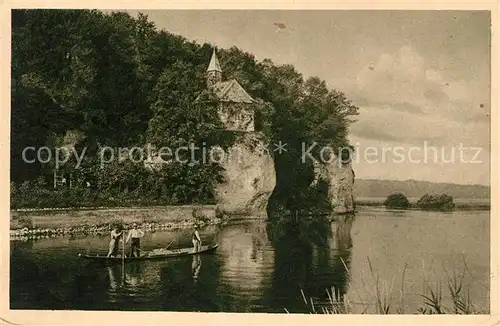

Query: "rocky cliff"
left=313, top=156, right=355, bottom=214
left=214, top=132, right=276, bottom=216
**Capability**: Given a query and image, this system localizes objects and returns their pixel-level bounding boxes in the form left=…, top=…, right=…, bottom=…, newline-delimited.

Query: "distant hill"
left=354, top=179, right=490, bottom=199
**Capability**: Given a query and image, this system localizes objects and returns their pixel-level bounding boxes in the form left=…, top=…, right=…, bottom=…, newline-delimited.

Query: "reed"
left=293, top=255, right=487, bottom=314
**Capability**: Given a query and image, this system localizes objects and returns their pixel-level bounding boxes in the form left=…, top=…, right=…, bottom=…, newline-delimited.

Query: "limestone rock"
left=214, top=132, right=276, bottom=216
left=312, top=156, right=355, bottom=214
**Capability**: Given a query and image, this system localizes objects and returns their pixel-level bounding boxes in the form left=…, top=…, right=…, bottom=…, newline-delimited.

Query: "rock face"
left=313, top=156, right=355, bottom=214
left=214, top=132, right=276, bottom=216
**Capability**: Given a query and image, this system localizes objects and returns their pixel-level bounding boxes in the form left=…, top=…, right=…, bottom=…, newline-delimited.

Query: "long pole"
left=121, top=232, right=125, bottom=283
left=165, top=240, right=174, bottom=250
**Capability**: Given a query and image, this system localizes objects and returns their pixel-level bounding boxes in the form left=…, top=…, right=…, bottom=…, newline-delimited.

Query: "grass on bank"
left=11, top=205, right=224, bottom=231
left=291, top=255, right=488, bottom=315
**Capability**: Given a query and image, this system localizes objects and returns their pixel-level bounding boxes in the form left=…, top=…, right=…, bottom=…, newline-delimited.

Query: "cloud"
left=350, top=122, right=400, bottom=143
left=344, top=44, right=490, bottom=151
left=391, top=102, right=423, bottom=114
left=350, top=106, right=447, bottom=145
left=353, top=45, right=430, bottom=108
left=349, top=93, right=424, bottom=115
left=349, top=45, right=489, bottom=113
left=350, top=105, right=489, bottom=150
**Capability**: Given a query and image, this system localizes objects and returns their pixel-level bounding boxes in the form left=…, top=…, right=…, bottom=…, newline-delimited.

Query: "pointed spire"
left=207, top=49, right=222, bottom=73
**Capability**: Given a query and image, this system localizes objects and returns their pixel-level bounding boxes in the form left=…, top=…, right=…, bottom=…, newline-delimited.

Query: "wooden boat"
left=78, top=244, right=218, bottom=263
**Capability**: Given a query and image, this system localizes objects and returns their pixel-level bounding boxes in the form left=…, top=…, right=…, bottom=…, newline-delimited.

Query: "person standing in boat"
left=126, top=223, right=145, bottom=257
left=107, top=225, right=123, bottom=257
left=192, top=225, right=202, bottom=253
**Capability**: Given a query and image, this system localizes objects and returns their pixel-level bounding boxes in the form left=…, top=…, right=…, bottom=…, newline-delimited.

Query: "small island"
left=416, top=193, right=455, bottom=211
left=383, top=192, right=410, bottom=209
left=383, top=192, right=456, bottom=211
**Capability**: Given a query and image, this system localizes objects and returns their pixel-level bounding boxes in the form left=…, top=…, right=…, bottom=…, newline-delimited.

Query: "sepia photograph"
left=3, top=5, right=496, bottom=322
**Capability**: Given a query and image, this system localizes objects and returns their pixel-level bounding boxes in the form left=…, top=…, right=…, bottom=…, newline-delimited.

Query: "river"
left=10, top=207, right=490, bottom=313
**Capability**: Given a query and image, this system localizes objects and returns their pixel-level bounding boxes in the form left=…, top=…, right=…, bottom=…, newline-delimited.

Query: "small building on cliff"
left=194, top=50, right=258, bottom=132
left=195, top=49, right=276, bottom=215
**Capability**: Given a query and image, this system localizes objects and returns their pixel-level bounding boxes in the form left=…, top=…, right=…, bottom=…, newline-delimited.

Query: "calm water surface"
left=10, top=207, right=490, bottom=313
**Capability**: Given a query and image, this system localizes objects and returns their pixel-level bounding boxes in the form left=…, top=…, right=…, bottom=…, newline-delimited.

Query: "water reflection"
left=218, top=222, right=274, bottom=297
left=192, top=255, right=201, bottom=283
left=265, top=214, right=354, bottom=312
left=125, top=263, right=142, bottom=289
left=10, top=209, right=490, bottom=313
left=105, top=261, right=166, bottom=304
left=328, top=215, right=354, bottom=305
left=331, top=215, right=354, bottom=251
left=107, top=265, right=120, bottom=293
left=96, top=217, right=355, bottom=312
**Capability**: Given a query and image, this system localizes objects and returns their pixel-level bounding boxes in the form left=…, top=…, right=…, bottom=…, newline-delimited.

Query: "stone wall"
left=218, top=102, right=255, bottom=132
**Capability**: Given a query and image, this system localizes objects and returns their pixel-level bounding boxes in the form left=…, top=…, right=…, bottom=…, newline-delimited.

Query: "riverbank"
left=10, top=205, right=226, bottom=240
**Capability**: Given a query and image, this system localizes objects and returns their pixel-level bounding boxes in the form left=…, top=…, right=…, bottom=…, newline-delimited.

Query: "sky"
left=126, top=10, right=491, bottom=186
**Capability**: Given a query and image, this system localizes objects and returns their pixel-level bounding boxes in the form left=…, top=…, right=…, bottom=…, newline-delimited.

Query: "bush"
left=10, top=179, right=161, bottom=209
left=416, top=194, right=455, bottom=211
left=383, top=193, right=410, bottom=209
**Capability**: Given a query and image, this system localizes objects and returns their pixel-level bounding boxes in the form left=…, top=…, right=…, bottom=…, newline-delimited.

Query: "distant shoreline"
left=353, top=179, right=490, bottom=199
left=355, top=197, right=490, bottom=210
left=355, top=178, right=490, bottom=188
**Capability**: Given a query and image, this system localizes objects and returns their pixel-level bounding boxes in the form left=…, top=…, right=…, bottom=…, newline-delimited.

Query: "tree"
left=11, top=10, right=360, bottom=211
left=416, top=194, right=455, bottom=211
left=384, top=193, right=410, bottom=209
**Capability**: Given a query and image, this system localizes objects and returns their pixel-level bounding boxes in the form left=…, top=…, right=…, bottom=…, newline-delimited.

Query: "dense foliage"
left=383, top=193, right=410, bottom=209
left=416, top=194, right=455, bottom=211
left=11, top=9, right=358, bottom=212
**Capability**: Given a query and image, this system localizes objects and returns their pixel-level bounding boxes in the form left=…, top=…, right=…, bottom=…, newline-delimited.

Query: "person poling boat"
left=107, top=224, right=123, bottom=257
left=126, top=223, right=145, bottom=257
left=192, top=225, right=202, bottom=253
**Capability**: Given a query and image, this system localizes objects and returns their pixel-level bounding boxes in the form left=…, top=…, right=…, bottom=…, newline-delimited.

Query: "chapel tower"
left=206, top=49, right=222, bottom=88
